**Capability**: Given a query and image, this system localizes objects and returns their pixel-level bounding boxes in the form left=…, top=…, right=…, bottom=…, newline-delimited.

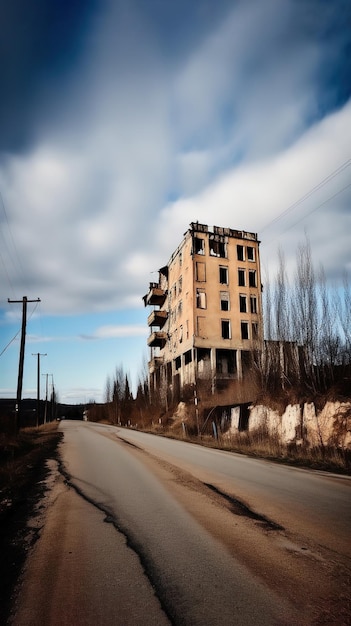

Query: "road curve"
left=12, top=421, right=351, bottom=626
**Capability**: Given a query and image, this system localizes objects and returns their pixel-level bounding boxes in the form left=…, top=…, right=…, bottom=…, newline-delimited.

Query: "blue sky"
left=1, top=0, right=350, bottom=404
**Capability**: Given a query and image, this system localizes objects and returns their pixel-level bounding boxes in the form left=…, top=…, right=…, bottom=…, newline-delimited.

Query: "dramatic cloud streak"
left=0, top=0, right=350, bottom=401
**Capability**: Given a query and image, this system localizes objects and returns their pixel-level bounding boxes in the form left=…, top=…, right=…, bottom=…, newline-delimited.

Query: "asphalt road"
left=12, top=421, right=351, bottom=625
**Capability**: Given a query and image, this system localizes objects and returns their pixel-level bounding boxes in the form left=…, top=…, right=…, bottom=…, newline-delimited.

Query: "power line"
left=262, top=182, right=351, bottom=251
left=278, top=181, right=351, bottom=236
left=0, top=299, right=40, bottom=357
left=260, top=157, right=351, bottom=233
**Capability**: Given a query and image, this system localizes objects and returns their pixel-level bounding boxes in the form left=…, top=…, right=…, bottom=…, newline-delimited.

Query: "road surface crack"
left=204, top=483, right=284, bottom=531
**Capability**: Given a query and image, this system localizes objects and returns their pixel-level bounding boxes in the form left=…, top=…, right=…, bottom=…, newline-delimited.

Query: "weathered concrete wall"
left=230, top=401, right=351, bottom=448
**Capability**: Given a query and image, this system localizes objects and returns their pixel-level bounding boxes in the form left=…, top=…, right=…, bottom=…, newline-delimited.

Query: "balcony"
left=147, top=331, right=167, bottom=348
left=147, top=309, right=168, bottom=328
left=149, top=356, right=164, bottom=373
left=143, top=283, right=167, bottom=307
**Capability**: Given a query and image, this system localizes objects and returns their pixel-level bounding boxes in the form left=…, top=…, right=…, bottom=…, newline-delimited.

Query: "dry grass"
left=0, top=422, right=62, bottom=503
left=134, top=422, right=351, bottom=474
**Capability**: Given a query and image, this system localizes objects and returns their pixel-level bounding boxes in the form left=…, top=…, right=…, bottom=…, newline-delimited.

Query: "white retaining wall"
left=231, top=401, right=351, bottom=448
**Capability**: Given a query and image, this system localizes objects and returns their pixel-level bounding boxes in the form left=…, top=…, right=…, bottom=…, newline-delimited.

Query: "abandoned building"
left=143, top=222, right=263, bottom=402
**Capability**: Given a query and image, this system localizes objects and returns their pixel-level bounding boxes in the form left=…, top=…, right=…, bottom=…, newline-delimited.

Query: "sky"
left=0, top=0, right=350, bottom=405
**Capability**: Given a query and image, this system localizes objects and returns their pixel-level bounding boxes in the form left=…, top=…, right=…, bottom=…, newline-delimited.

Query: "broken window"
left=239, top=294, right=247, bottom=313
left=247, top=246, right=255, bottom=261
left=221, top=319, right=231, bottom=339
left=249, top=270, right=257, bottom=288
left=250, top=295, right=257, bottom=314
left=196, top=261, right=206, bottom=282
left=194, top=237, right=205, bottom=255
left=220, top=291, right=230, bottom=311
left=216, top=349, right=236, bottom=375
left=219, top=266, right=229, bottom=285
left=209, top=238, right=227, bottom=258
left=184, top=349, right=192, bottom=364
left=196, top=289, right=206, bottom=309
left=237, top=245, right=245, bottom=261
left=241, top=321, right=249, bottom=340
left=238, top=268, right=245, bottom=286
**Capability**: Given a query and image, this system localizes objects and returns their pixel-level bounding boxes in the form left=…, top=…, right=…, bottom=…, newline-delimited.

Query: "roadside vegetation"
left=0, top=420, right=62, bottom=624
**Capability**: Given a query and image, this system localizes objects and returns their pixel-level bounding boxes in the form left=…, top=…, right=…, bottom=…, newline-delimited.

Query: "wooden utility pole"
left=8, top=296, right=41, bottom=431
left=42, top=373, right=52, bottom=424
left=32, top=353, right=47, bottom=427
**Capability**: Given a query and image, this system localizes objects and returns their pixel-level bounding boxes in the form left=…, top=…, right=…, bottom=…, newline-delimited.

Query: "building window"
left=196, top=289, right=206, bottom=309
left=178, top=276, right=182, bottom=294
left=221, top=319, right=231, bottom=339
left=179, top=251, right=182, bottom=267
left=177, top=300, right=183, bottom=316
left=239, top=294, right=247, bottom=313
left=209, top=238, right=227, bottom=258
left=250, top=295, right=257, bottom=314
left=252, top=323, right=259, bottom=339
left=175, top=356, right=181, bottom=370
left=219, top=266, right=229, bottom=284
left=241, top=321, right=249, bottom=340
left=196, top=261, right=206, bottom=282
left=247, top=246, right=255, bottom=261
left=184, top=349, right=192, bottom=364
left=179, top=325, right=183, bottom=342
left=194, top=237, right=205, bottom=255
left=249, top=270, right=257, bottom=288
left=220, top=291, right=230, bottom=311
left=237, top=245, right=245, bottom=261
left=238, top=268, right=245, bottom=286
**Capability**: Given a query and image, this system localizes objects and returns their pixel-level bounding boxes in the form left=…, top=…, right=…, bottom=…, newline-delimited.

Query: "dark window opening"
left=237, top=245, right=244, bottom=261
left=241, top=321, right=249, bottom=340
left=249, top=270, right=257, bottom=288
left=219, top=266, right=228, bottom=284
left=194, top=237, right=205, bottom=255
left=222, top=320, right=231, bottom=339
left=239, top=295, right=247, bottom=313
left=216, top=349, right=236, bottom=375
left=238, top=269, right=245, bottom=286
left=184, top=349, right=192, bottom=365
left=210, top=239, right=227, bottom=258
left=250, top=296, right=257, bottom=314
left=175, top=356, right=181, bottom=370
left=247, top=246, right=255, bottom=261
left=220, top=292, right=230, bottom=311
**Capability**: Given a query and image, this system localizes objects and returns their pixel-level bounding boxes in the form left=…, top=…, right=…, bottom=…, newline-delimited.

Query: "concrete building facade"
left=143, top=222, right=263, bottom=402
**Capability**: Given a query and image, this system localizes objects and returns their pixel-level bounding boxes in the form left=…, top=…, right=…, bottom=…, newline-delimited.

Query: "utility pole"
left=8, top=296, right=41, bottom=431
left=32, top=353, right=47, bottom=427
left=49, top=375, right=55, bottom=421
left=42, top=373, right=52, bottom=424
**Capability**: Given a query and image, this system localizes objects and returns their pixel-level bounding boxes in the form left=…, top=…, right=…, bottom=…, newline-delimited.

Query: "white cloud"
left=0, top=0, right=349, bottom=321
left=81, top=324, right=148, bottom=340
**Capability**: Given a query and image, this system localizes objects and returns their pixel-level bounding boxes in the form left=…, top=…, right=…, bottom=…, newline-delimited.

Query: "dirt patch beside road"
left=0, top=425, right=62, bottom=625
